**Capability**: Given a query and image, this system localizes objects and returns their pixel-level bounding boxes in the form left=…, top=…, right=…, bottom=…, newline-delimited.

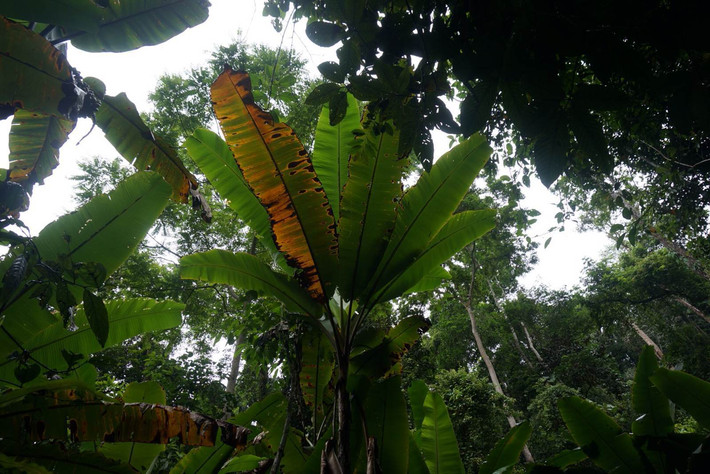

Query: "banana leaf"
left=479, top=421, right=531, bottom=474
left=361, top=376, right=409, bottom=474
left=0, top=18, right=91, bottom=119
left=8, top=110, right=75, bottom=190
left=99, top=382, right=167, bottom=472
left=311, top=93, right=361, bottom=225
left=299, top=328, right=335, bottom=434
left=0, top=299, right=183, bottom=385
left=632, top=345, right=673, bottom=436
left=180, top=250, right=321, bottom=317
left=650, top=368, right=710, bottom=429
left=67, top=0, right=210, bottom=53
left=558, top=396, right=643, bottom=473
left=419, top=391, right=465, bottom=474
left=91, top=88, right=200, bottom=204
left=170, top=439, right=235, bottom=474
left=0, top=382, right=248, bottom=447
left=0, top=1, right=102, bottom=33
left=0, top=441, right=136, bottom=474
left=184, top=128, right=287, bottom=270
left=210, top=68, right=337, bottom=301
left=338, top=117, right=406, bottom=302
left=374, top=209, right=496, bottom=303
left=349, top=315, right=430, bottom=380
left=364, top=134, right=491, bottom=303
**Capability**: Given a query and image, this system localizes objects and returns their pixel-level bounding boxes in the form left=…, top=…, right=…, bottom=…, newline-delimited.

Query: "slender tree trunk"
left=672, top=295, right=710, bottom=324
left=630, top=321, right=664, bottom=359
left=521, top=322, right=544, bottom=363
left=485, top=278, right=531, bottom=366
left=465, top=304, right=535, bottom=463
left=225, top=331, right=246, bottom=394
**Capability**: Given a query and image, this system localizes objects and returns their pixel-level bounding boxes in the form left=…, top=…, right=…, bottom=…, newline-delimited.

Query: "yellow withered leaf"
left=210, top=68, right=337, bottom=301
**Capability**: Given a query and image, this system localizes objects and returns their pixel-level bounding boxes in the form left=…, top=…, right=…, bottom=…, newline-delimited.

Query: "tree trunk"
left=222, top=331, right=247, bottom=419
left=672, top=295, right=710, bottom=324
left=521, top=322, right=544, bottom=363
left=485, top=278, right=531, bottom=366
left=630, top=321, right=664, bottom=359
left=465, top=304, right=535, bottom=463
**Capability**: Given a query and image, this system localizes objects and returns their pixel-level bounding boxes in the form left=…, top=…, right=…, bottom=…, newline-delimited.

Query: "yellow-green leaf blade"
left=180, top=250, right=322, bottom=317
left=338, top=121, right=406, bottom=302
left=210, top=68, right=337, bottom=301
left=184, top=128, right=288, bottom=271
left=375, top=209, right=496, bottom=303
left=93, top=91, right=199, bottom=204
left=311, top=93, right=361, bottom=224
left=8, top=110, right=76, bottom=190
left=365, top=134, right=491, bottom=302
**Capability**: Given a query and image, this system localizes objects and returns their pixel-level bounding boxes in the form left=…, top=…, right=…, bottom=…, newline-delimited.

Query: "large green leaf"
left=210, top=68, right=337, bottom=301
left=349, top=315, right=430, bottom=380
left=374, top=209, right=496, bottom=303
left=0, top=18, right=90, bottom=119
left=34, top=171, right=171, bottom=276
left=311, top=93, right=361, bottom=225
left=100, top=382, right=167, bottom=471
left=92, top=89, right=200, bottom=203
left=408, top=379, right=429, bottom=432
left=219, top=455, right=268, bottom=473
left=479, top=422, right=532, bottom=474
left=558, top=396, right=643, bottom=473
left=180, top=250, right=321, bottom=317
left=402, top=266, right=451, bottom=296
left=184, top=128, right=287, bottom=270
left=408, top=432, right=431, bottom=474
left=361, top=376, right=410, bottom=474
left=299, top=328, right=335, bottom=433
left=170, top=432, right=236, bottom=474
left=8, top=110, right=75, bottom=190
left=338, top=118, right=406, bottom=302
left=0, top=1, right=102, bottom=33
left=650, top=368, right=710, bottom=429
left=0, top=299, right=183, bottom=384
left=419, top=391, right=465, bottom=474
left=632, top=345, right=673, bottom=437
left=67, top=0, right=210, bottom=53
left=364, top=134, right=491, bottom=303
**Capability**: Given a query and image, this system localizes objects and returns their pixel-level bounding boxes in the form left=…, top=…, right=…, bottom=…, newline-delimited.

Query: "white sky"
left=0, top=0, right=608, bottom=291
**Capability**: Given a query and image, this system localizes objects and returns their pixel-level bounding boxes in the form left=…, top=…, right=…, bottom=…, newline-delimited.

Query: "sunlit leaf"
left=210, top=67, right=337, bottom=301
left=8, top=110, right=75, bottom=191
left=0, top=18, right=93, bottom=120
left=92, top=90, right=200, bottom=204
left=184, top=128, right=288, bottom=271
left=375, top=210, right=496, bottom=303
left=420, top=390, right=465, bottom=474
